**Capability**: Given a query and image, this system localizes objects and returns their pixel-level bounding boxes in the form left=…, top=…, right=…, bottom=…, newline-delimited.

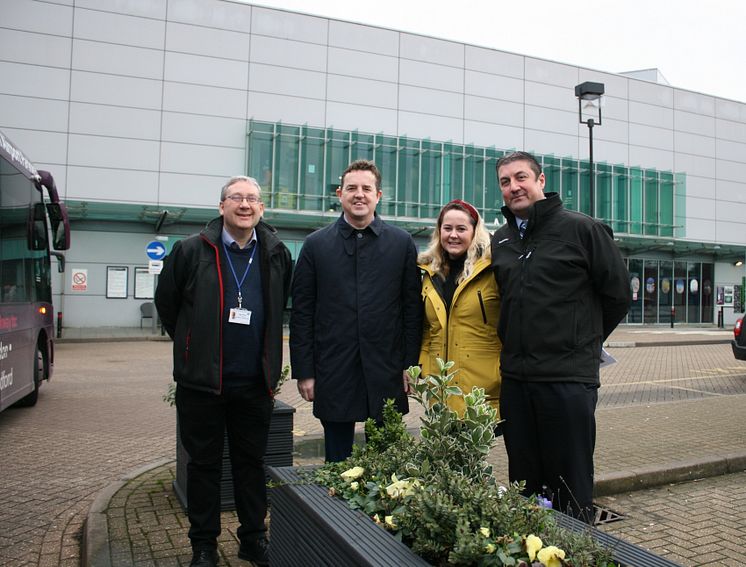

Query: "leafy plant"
left=312, top=359, right=616, bottom=566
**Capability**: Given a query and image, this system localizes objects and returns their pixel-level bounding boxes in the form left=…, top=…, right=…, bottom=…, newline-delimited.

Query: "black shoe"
left=190, top=547, right=219, bottom=567
left=238, top=537, right=269, bottom=565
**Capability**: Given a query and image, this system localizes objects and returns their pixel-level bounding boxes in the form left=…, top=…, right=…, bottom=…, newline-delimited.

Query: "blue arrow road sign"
left=146, top=240, right=167, bottom=260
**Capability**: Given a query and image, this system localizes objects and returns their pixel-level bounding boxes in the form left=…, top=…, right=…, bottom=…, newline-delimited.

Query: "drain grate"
left=593, top=504, right=625, bottom=525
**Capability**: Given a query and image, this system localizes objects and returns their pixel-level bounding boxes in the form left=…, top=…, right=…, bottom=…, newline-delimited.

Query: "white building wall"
left=2, top=0, right=746, bottom=326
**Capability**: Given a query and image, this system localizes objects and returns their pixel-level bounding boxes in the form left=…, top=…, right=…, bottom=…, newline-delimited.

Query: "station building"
left=2, top=0, right=746, bottom=328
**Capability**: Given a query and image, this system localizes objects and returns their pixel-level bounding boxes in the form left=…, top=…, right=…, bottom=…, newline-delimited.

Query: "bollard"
left=670, top=305, right=675, bottom=328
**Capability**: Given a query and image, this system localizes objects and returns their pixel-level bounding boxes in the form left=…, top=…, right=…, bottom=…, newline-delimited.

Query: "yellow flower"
left=525, top=534, right=543, bottom=561
left=385, top=475, right=421, bottom=499
left=340, top=466, right=364, bottom=481
left=479, top=527, right=490, bottom=538
left=384, top=515, right=396, bottom=528
left=537, top=545, right=565, bottom=567
left=350, top=481, right=359, bottom=491
left=485, top=543, right=496, bottom=554
left=372, top=514, right=381, bottom=525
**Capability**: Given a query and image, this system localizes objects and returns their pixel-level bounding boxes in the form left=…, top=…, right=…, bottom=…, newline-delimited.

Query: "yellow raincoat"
left=419, top=257, right=502, bottom=416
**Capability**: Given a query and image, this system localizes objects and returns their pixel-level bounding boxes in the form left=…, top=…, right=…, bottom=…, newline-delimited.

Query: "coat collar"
left=336, top=212, right=383, bottom=238
left=500, top=192, right=562, bottom=233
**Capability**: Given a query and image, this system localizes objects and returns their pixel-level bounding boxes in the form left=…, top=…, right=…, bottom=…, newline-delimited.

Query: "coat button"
left=357, top=233, right=363, bottom=239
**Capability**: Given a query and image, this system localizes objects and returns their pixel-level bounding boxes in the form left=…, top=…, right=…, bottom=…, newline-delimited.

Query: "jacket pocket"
left=477, top=290, right=488, bottom=325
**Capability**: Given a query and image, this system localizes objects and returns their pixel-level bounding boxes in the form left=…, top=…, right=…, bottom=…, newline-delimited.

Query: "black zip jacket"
left=155, top=218, right=292, bottom=394
left=490, top=193, right=631, bottom=384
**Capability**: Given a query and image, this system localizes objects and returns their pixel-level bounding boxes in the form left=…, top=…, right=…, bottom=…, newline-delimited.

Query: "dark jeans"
left=500, top=378, right=598, bottom=523
left=176, top=383, right=273, bottom=549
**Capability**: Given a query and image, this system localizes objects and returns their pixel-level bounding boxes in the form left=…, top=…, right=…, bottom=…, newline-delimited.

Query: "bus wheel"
left=16, top=348, right=43, bottom=407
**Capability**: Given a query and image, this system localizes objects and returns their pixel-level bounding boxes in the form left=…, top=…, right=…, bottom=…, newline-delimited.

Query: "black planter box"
left=267, top=466, right=682, bottom=567
left=174, top=399, right=295, bottom=511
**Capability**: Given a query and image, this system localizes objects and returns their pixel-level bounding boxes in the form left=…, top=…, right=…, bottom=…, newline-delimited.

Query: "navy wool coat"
left=289, top=214, right=423, bottom=422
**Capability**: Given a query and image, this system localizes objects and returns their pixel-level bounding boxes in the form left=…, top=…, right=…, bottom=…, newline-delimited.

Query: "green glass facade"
left=248, top=119, right=683, bottom=237
left=248, top=119, right=711, bottom=323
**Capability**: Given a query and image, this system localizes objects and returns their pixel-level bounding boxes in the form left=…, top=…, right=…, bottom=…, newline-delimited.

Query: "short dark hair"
left=496, top=151, right=542, bottom=179
left=341, top=160, right=382, bottom=190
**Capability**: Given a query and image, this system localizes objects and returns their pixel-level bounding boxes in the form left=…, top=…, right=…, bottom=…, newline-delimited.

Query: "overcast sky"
left=248, top=0, right=746, bottom=104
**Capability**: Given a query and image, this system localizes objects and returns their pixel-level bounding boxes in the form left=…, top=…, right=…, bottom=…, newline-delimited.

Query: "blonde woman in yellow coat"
left=418, top=199, right=502, bottom=426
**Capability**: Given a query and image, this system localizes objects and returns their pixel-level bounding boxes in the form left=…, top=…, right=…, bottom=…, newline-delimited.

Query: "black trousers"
left=176, top=383, right=273, bottom=549
left=500, top=378, right=598, bottom=523
left=321, top=420, right=355, bottom=463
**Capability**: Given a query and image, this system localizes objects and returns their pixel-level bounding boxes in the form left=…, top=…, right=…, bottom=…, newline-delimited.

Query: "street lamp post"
left=575, top=81, right=605, bottom=218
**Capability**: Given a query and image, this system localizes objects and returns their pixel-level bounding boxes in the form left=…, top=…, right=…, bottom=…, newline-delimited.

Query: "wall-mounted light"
left=735, top=259, right=744, bottom=267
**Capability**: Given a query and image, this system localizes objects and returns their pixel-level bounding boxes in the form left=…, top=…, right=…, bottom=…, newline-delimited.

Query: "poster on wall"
left=106, top=266, right=128, bottom=299
left=134, top=267, right=156, bottom=299
left=71, top=268, right=88, bottom=292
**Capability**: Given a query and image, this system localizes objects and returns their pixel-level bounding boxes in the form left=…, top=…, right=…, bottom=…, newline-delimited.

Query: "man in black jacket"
left=491, top=151, right=630, bottom=523
left=290, top=160, right=422, bottom=462
left=155, top=176, right=291, bottom=567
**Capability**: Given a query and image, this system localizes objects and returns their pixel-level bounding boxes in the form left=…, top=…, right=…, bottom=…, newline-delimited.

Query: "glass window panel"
left=673, top=261, right=687, bottom=322
left=687, top=262, right=701, bottom=323
left=629, top=168, right=643, bottom=235
left=701, top=263, right=714, bottom=323
left=644, top=169, right=659, bottom=236
left=443, top=143, right=464, bottom=205
left=612, top=165, right=629, bottom=234
left=299, top=127, right=323, bottom=211
left=397, top=138, right=420, bottom=217
left=674, top=172, right=687, bottom=238
left=596, top=163, right=612, bottom=223
left=351, top=132, right=374, bottom=161
left=659, top=171, right=674, bottom=238
left=561, top=158, right=578, bottom=211
left=247, top=130, right=273, bottom=195
left=643, top=260, right=659, bottom=324
left=485, top=148, right=503, bottom=224
left=378, top=136, right=398, bottom=217
left=324, top=130, right=350, bottom=212
left=273, top=127, right=299, bottom=211
left=543, top=156, right=561, bottom=197
left=579, top=159, right=590, bottom=215
left=628, top=258, right=643, bottom=323
left=420, top=141, right=442, bottom=219
left=658, top=260, right=673, bottom=325
left=463, top=145, right=482, bottom=210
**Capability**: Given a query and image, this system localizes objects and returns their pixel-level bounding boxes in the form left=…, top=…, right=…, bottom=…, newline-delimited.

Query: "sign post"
left=145, top=241, right=167, bottom=332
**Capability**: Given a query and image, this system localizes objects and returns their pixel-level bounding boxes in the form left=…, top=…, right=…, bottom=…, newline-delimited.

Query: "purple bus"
left=0, top=130, right=70, bottom=411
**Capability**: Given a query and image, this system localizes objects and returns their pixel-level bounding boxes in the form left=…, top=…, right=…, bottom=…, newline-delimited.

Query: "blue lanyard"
left=222, top=241, right=257, bottom=309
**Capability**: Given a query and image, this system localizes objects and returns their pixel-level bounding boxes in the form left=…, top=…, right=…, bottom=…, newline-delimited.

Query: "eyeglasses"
left=224, top=194, right=261, bottom=204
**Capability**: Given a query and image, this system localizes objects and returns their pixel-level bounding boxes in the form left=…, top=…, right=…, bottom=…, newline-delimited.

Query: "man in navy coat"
left=290, top=160, right=423, bottom=462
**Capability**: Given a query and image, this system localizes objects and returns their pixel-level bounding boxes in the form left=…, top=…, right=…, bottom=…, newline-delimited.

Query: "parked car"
left=732, top=317, right=746, bottom=360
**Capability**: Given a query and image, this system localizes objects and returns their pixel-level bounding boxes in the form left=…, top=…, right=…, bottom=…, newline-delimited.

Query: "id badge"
left=229, top=307, right=252, bottom=325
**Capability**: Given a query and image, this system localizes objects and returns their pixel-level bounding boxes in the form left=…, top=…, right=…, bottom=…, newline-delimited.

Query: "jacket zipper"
left=477, top=289, right=487, bottom=324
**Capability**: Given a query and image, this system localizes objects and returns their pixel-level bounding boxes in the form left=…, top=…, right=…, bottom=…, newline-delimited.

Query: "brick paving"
left=0, top=325, right=745, bottom=566
left=596, top=471, right=746, bottom=567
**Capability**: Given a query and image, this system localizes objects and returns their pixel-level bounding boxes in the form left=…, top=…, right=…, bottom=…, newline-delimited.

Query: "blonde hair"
left=418, top=201, right=491, bottom=284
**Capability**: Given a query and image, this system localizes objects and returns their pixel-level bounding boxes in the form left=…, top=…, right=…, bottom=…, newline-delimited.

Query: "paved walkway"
left=4, top=325, right=744, bottom=566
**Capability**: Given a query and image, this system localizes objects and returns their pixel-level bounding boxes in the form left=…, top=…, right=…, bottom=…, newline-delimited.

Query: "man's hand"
left=402, top=370, right=411, bottom=395
left=297, top=378, right=315, bottom=402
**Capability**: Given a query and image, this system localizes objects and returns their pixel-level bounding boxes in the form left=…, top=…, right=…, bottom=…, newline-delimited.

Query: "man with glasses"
left=156, top=176, right=291, bottom=567
left=290, top=160, right=422, bottom=462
